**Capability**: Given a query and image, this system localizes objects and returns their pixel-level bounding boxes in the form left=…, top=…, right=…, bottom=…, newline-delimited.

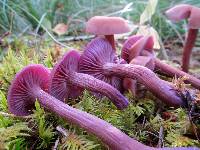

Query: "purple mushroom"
left=79, top=37, right=184, bottom=107
left=122, top=35, right=155, bottom=62
left=49, top=50, right=129, bottom=109
left=86, top=16, right=130, bottom=51
left=165, top=4, right=200, bottom=72
left=121, top=35, right=200, bottom=90
left=7, top=65, right=199, bottom=150
left=121, top=36, right=156, bottom=95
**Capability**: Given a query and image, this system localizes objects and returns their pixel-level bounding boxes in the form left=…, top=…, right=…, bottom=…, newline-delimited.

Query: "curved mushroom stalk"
left=123, top=56, right=155, bottom=95
left=37, top=90, right=152, bottom=150
left=165, top=4, right=200, bottom=72
left=121, top=35, right=200, bottom=90
left=8, top=65, right=199, bottom=150
left=103, top=63, right=184, bottom=106
left=79, top=37, right=184, bottom=107
left=155, top=59, right=200, bottom=89
left=49, top=50, right=129, bottom=109
left=86, top=16, right=130, bottom=50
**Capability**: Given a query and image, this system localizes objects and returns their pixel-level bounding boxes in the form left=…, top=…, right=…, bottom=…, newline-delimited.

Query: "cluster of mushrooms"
left=7, top=4, right=200, bottom=150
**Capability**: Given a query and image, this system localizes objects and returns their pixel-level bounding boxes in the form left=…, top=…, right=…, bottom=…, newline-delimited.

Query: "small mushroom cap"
left=49, top=50, right=83, bottom=102
left=8, top=64, right=50, bottom=116
left=165, top=4, right=200, bottom=29
left=86, top=16, right=130, bottom=35
left=79, top=37, right=123, bottom=92
left=121, top=35, right=143, bottom=62
left=121, top=35, right=154, bottom=62
left=165, top=4, right=192, bottom=22
left=188, top=6, right=200, bottom=29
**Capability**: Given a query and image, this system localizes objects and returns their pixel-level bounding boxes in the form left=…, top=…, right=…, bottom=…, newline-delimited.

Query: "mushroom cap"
left=121, top=35, right=154, bottom=62
left=165, top=4, right=200, bottom=29
left=121, top=35, right=143, bottom=62
left=79, top=37, right=123, bottom=92
left=165, top=4, right=192, bottom=22
left=49, top=50, right=83, bottom=102
left=188, top=6, right=200, bottom=29
left=8, top=64, right=50, bottom=116
left=86, top=16, right=130, bottom=35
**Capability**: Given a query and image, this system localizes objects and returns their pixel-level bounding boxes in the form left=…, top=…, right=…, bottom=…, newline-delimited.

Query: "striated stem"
left=33, top=88, right=151, bottom=150
left=105, top=35, right=115, bottom=50
left=155, top=58, right=200, bottom=89
left=182, top=29, right=198, bottom=72
left=103, top=63, right=184, bottom=107
left=68, top=72, right=129, bottom=109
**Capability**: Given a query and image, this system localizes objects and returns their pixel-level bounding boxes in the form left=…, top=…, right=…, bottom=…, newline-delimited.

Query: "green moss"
left=0, top=38, right=199, bottom=149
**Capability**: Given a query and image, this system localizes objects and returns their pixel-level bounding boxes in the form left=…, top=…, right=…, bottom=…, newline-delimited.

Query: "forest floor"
left=0, top=35, right=200, bottom=149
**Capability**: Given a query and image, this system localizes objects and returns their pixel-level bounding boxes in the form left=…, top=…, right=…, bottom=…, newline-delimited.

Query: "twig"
left=52, top=137, right=60, bottom=150
left=188, top=104, right=200, bottom=142
left=157, top=126, right=164, bottom=148
left=0, top=111, right=31, bottom=119
left=142, top=116, right=146, bottom=128
left=0, top=31, right=10, bottom=39
left=144, top=131, right=159, bottom=139
left=58, top=35, right=95, bottom=42
left=56, top=125, right=69, bottom=137
left=0, top=31, right=10, bottom=44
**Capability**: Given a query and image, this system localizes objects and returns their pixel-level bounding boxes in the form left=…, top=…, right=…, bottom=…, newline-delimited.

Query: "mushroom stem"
left=182, top=28, right=198, bottom=72
left=155, top=58, right=200, bottom=89
left=32, top=87, right=150, bottom=150
left=105, top=35, right=115, bottom=50
left=67, top=72, right=129, bottom=109
left=103, top=63, right=184, bottom=107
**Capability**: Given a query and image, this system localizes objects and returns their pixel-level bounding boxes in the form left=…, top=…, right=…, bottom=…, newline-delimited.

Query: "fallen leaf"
left=140, top=0, right=158, bottom=25
left=53, top=23, right=68, bottom=36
